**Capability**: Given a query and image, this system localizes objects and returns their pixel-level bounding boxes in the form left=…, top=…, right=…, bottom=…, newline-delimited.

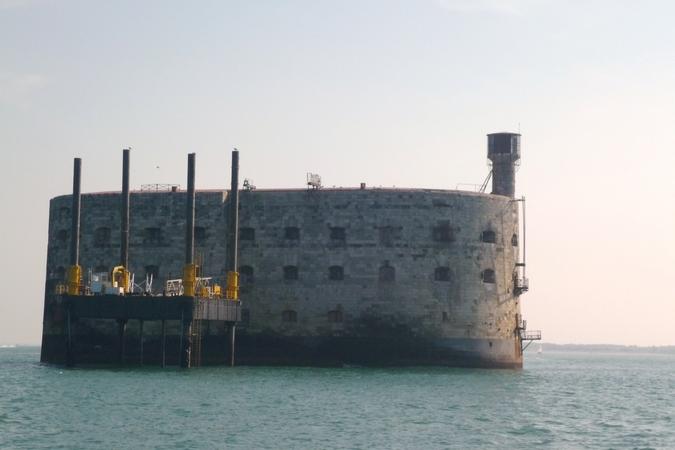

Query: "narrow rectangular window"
left=328, top=310, right=343, bottom=323
left=282, top=310, right=297, bottom=323
left=94, top=227, right=111, bottom=247
left=330, top=227, right=346, bottom=241
left=482, top=269, right=496, bottom=284
left=434, top=267, right=451, bottom=282
left=329, top=266, right=344, bottom=281
left=195, top=227, right=207, bottom=245
left=240, top=227, right=255, bottom=241
left=144, top=227, right=163, bottom=245
left=481, top=230, right=496, bottom=244
left=284, top=227, right=300, bottom=240
left=379, top=264, right=395, bottom=282
left=284, top=265, right=298, bottom=280
left=432, top=222, right=454, bottom=243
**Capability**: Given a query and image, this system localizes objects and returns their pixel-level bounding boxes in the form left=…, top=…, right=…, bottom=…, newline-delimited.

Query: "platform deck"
left=57, top=294, right=241, bottom=322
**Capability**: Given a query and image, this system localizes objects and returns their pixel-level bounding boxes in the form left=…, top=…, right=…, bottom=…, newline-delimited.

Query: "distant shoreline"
left=531, top=343, right=675, bottom=354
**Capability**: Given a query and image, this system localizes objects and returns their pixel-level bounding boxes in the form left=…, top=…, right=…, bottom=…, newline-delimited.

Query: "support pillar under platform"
left=65, top=307, right=74, bottom=367
left=161, top=319, right=166, bottom=368
left=139, top=319, right=144, bottom=365
left=228, top=324, right=236, bottom=367
left=118, top=319, right=127, bottom=364
left=180, top=313, right=192, bottom=368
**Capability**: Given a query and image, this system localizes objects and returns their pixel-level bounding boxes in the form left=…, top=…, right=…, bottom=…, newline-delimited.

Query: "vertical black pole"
left=182, top=154, right=196, bottom=368
left=180, top=308, right=192, bottom=368
left=226, top=150, right=239, bottom=367
left=161, top=319, right=166, bottom=368
left=139, top=319, right=144, bottom=366
left=185, top=153, right=196, bottom=266
left=179, top=311, right=184, bottom=365
left=226, top=150, right=239, bottom=273
left=65, top=307, right=73, bottom=367
left=228, top=324, right=236, bottom=367
left=182, top=320, right=192, bottom=368
left=121, top=149, right=130, bottom=269
left=118, top=320, right=127, bottom=364
left=522, top=196, right=527, bottom=279
left=70, top=158, right=82, bottom=267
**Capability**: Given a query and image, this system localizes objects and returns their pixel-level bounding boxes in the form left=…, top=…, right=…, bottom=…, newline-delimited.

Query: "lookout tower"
left=487, top=132, right=521, bottom=198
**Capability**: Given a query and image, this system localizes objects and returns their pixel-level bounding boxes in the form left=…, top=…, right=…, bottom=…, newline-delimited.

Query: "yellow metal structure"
left=198, top=285, right=210, bottom=298
left=183, top=263, right=197, bottom=297
left=66, top=265, right=81, bottom=295
left=212, top=284, right=222, bottom=298
left=111, top=266, right=130, bottom=294
left=225, top=271, right=239, bottom=300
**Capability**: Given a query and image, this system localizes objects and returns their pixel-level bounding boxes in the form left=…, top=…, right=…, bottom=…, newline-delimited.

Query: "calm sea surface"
left=1, top=347, right=673, bottom=449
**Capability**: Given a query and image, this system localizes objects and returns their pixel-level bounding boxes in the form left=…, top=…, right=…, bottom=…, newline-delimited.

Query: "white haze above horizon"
left=1, top=0, right=674, bottom=346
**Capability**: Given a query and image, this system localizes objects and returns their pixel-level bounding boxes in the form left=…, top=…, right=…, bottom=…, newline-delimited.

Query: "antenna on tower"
left=307, top=173, right=322, bottom=190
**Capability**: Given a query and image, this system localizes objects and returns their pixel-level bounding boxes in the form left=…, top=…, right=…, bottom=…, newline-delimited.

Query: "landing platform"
left=40, top=294, right=241, bottom=368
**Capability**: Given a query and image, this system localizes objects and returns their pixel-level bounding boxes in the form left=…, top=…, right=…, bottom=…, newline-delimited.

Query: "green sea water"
left=1, top=346, right=673, bottom=449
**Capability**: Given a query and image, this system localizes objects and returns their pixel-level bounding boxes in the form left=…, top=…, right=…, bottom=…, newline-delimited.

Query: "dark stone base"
left=40, top=301, right=522, bottom=369
left=234, top=333, right=522, bottom=369
left=41, top=330, right=522, bottom=369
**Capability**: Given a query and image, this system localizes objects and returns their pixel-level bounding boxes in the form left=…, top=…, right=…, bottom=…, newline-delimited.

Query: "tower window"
left=282, top=310, right=297, bottom=323
left=329, top=227, right=346, bottom=241
left=379, top=264, right=395, bottom=282
left=432, top=223, right=455, bottom=242
left=481, top=230, right=496, bottom=244
left=57, top=229, right=68, bottom=242
left=239, top=265, right=254, bottom=284
left=284, top=227, right=300, bottom=240
left=511, top=234, right=519, bottom=247
left=94, top=227, right=111, bottom=247
left=442, top=312, right=449, bottom=322
left=58, top=207, right=70, bottom=219
left=482, top=269, right=496, bottom=284
left=283, top=265, right=298, bottom=281
left=143, top=227, right=163, bottom=245
left=329, top=265, right=344, bottom=281
left=240, top=227, right=255, bottom=241
left=378, top=226, right=401, bottom=246
left=434, top=267, right=451, bottom=282
left=328, top=310, right=343, bottom=323
left=195, top=227, right=207, bottom=245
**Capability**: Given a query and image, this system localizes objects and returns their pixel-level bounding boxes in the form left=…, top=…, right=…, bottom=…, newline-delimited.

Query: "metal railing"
left=515, top=277, right=529, bottom=294
left=140, top=184, right=180, bottom=192
left=520, top=330, right=542, bottom=340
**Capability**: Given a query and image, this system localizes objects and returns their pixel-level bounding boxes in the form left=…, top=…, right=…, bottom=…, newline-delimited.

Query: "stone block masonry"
left=44, top=187, right=524, bottom=367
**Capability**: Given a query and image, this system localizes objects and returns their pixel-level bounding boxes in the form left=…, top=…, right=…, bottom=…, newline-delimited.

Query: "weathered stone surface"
left=44, top=187, right=524, bottom=367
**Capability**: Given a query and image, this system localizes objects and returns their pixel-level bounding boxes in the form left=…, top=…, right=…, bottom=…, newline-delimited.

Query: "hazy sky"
left=1, top=0, right=674, bottom=345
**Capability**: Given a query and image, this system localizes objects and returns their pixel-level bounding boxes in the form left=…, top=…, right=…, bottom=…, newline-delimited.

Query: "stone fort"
left=43, top=132, right=531, bottom=367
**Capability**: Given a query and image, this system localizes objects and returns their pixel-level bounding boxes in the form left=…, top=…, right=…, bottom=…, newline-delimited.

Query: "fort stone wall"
left=46, top=187, right=523, bottom=367
left=47, top=191, right=229, bottom=289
